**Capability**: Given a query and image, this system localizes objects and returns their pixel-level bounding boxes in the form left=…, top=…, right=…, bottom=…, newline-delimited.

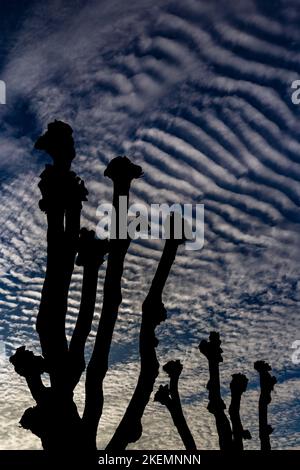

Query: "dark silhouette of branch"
left=69, top=228, right=109, bottom=389
left=10, top=346, right=47, bottom=404
left=35, top=121, right=87, bottom=393
left=254, top=361, right=277, bottom=451
left=83, top=156, right=143, bottom=448
left=106, top=224, right=183, bottom=451
left=9, top=346, right=83, bottom=453
left=199, top=332, right=233, bottom=450
left=14, top=122, right=89, bottom=455
left=229, top=373, right=251, bottom=451
left=154, top=360, right=197, bottom=451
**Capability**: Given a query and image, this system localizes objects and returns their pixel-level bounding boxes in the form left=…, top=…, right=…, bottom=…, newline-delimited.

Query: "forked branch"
left=154, top=360, right=197, bottom=450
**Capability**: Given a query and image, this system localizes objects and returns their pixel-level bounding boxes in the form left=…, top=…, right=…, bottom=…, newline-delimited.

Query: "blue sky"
left=1, top=0, right=300, bottom=450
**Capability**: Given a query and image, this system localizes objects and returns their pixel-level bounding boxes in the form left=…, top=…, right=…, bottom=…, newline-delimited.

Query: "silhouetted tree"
left=9, top=123, right=145, bottom=457
left=9, top=121, right=278, bottom=457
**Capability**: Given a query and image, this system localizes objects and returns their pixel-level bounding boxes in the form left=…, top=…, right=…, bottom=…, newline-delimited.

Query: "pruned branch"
left=199, top=332, right=233, bottom=450
left=83, top=157, right=143, bottom=448
left=106, top=228, right=182, bottom=451
left=12, top=122, right=89, bottom=454
left=154, top=360, right=197, bottom=450
left=229, top=373, right=251, bottom=450
left=35, top=122, right=88, bottom=393
left=254, top=361, right=277, bottom=451
left=69, top=228, right=109, bottom=389
left=10, top=346, right=47, bottom=404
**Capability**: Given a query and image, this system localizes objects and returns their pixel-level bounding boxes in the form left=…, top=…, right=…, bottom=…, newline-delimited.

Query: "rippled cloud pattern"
left=0, top=0, right=300, bottom=450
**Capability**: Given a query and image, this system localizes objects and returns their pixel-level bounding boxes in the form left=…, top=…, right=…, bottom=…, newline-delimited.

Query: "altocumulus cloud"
left=0, top=0, right=300, bottom=449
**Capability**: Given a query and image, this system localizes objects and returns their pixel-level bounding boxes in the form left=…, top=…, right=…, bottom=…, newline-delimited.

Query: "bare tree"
left=9, top=121, right=279, bottom=457
left=10, top=122, right=144, bottom=456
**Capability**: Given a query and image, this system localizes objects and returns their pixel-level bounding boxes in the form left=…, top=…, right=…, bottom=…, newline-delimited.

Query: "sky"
left=1, top=0, right=300, bottom=450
